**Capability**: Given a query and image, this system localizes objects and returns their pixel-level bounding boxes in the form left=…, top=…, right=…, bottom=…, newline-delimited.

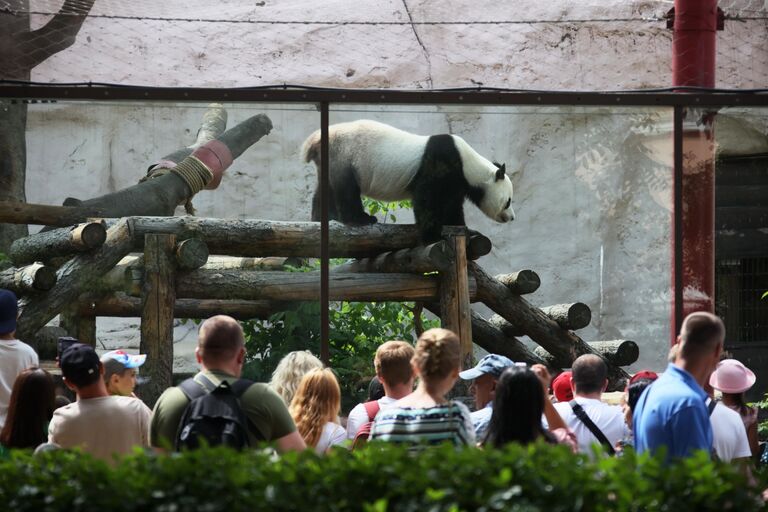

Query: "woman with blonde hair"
left=370, top=328, right=475, bottom=447
left=289, top=368, right=347, bottom=453
left=269, top=350, right=324, bottom=406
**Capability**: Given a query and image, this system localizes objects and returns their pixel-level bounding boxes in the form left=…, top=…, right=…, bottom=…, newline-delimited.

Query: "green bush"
left=0, top=443, right=762, bottom=512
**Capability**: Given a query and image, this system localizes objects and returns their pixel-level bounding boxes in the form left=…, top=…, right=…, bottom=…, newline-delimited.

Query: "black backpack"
left=175, top=375, right=257, bottom=451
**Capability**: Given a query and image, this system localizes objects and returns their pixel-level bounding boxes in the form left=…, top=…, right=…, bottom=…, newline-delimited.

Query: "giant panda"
left=302, top=120, right=515, bottom=243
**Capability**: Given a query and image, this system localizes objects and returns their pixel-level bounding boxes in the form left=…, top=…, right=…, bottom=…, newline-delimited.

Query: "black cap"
left=60, top=343, right=101, bottom=387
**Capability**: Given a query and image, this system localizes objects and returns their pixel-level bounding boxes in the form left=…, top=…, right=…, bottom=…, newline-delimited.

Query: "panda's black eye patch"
left=504, top=198, right=511, bottom=210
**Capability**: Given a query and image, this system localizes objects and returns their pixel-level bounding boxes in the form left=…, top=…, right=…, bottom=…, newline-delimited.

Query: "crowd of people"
left=0, top=288, right=762, bottom=477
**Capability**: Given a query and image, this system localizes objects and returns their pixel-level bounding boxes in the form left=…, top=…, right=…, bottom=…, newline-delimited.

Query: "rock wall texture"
left=20, top=0, right=768, bottom=373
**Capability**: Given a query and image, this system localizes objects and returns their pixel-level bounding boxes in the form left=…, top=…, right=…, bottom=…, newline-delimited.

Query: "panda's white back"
left=331, top=120, right=428, bottom=201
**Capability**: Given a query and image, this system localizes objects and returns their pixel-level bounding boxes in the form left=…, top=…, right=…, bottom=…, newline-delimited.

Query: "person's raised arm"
left=531, top=364, right=567, bottom=431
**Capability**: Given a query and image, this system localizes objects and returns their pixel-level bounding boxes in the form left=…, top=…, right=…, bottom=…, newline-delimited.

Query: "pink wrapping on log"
left=193, top=140, right=234, bottom=190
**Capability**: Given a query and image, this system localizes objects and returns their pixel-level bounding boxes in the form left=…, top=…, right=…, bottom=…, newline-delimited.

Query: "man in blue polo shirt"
left=633, top=312, right=725, bottom=462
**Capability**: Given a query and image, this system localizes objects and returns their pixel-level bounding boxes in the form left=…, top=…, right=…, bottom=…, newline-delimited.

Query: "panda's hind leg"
left=333, top=167, right=377, bottom=225
left=311, top=185, right=340, bottom=221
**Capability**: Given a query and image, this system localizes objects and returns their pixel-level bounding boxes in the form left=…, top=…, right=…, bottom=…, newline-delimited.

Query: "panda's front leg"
left=413, top=193, right=465, bottom=244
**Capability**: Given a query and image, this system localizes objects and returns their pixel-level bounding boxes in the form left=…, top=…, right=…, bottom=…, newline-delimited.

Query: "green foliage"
left=0, top=252, right=8, bottom=263
left=0, top=443, right=761, bottom=512
left=362, top=198, right=412, bottom=224
left=242, top=299, right=438, bottom=412
left=762, top=291, right=768, bottom=300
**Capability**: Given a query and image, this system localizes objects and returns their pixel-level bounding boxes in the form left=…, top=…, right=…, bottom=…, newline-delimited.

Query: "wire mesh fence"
left=1, top=0, right=766, bottom=90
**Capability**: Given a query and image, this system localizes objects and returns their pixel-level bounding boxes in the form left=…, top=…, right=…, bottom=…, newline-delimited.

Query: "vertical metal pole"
left=320, top=102, right=330, bottom=364
left=672, top=105, right=684, bottom=343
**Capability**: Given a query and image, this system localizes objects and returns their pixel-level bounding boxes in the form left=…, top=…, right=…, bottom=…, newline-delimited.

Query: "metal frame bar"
left=3, top=83, right=767, bottom=353
left=673, top=106, right=684, bottom=341
left=1, top=85, right=767, bottom=107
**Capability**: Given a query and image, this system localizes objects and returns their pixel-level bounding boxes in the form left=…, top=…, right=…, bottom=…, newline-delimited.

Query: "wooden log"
left=0, top=201, right=106, bottom=227
left=139, top=234, right=176, bottom=408
left=541, top=303, right=592, bottom=331
left=10, top=222, right=107, bottom=265
left=333, top=241, right=454, bottom=273
left=0, top=263, right=57, bottom=293
left=489, top=302, right=592, bottom=337
left=439, top=227, right=473, bottom=368
left=425, top=304, right=546, bottom=366
left=174, top=238, right=209, bottom=270
left=104, top=217, right=428, bottom=258
left=204, top=256, right=305, bottom=271
left=495, top=270, right=541, bottom=295
left=175, top=269, right=477, bottom=302
left=15, top=219, right=135, bottom=343
left=469, top=262, right=629, bottom=390
left=467, top=233, right=492, bottom=260
left=78, top=293, right=290, bottom=320
left=534, top=340, right=639, bottom=368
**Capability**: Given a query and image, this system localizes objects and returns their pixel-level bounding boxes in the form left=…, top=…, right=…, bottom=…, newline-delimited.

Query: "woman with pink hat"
left=709, top=359, right=759, bottom=458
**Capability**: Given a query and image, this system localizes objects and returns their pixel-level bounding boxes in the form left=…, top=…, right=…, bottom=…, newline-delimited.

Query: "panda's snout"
left=498, top=208, right=515, bottom=223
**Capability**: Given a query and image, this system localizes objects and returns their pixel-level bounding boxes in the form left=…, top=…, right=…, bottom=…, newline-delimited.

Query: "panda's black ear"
left=495, top=164, right=506, bottom=181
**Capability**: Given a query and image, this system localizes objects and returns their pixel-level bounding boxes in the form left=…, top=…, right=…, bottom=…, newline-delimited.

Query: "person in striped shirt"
left=370, top=328, right=475, bottom=447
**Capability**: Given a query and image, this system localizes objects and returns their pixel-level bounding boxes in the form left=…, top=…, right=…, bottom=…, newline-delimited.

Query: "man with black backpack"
left=150, top=315, right=306, bottom=452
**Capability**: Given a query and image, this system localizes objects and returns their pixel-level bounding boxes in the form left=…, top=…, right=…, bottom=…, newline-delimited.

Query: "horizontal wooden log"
left=16, top=219, right=135, bottom=342
left=470, top=262, right=629, bottom=390
left=175, top=238, right=209, bottom=271
left=0, top=263, right=57, bottom=293
left=489, top=303, right=592, bottom=337
left=204, top=256, right=306, bottom=270
left=541, top=303, right=592, bottom=331
left=333, top=241, right=454, bottom=273
left=0, top=201, right=105, bottom=226
left=495, top=270, right=541, bottom=295
left=103, top=217, right=423, bottom=258
left=78, top=293, right=290, bottom=320
left=424, top=303, right=546, bottom=366
left=467, top=234, right=492, bottom=260
left=534, top=340, right=639, bottom=368
left=10, top=222, right=107, bottom=265
left=176, top=269, right=477, bottom=302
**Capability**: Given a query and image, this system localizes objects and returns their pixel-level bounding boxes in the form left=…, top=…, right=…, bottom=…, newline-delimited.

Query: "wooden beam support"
left=489, top=302, right=592, bottom=336
left=333, top=241, right=454, bottom=274
left=174, top=269, right=476, bottom=302
left=0, top=201, right=105, bottom=226
left=0, top=263, right=57, bottom=293
left=139, top=234, right=176, bottom=408
left=534, top=340, right=640, bottom=368
left=78, top=293, right=290, bottom=320
left=204, top=256, right=305, bottom=271
left=494, top=270, right=541, bottom=295
left=59, top=306, right=96, bottom=347
left=470, top=262, right=629, bottom=390
left=15, top=219, right=135, bottom=342
left=438, top=227, right=473, bottom=369
left=10, top=221, right=107, bottom=265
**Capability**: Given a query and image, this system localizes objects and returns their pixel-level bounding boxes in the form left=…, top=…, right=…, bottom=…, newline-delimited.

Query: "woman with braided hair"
left=370, top=328, right=475, bottom=447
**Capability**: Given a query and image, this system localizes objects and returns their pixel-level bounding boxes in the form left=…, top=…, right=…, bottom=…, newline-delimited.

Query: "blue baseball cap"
left=459, top=354, right=515, bottom=380
left=101, top=350, right=147, bottom=369
left=0, top=289, right=18, bottom=335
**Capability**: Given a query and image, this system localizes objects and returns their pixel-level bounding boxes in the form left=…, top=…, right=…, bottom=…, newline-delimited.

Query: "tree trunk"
left=494, top=270, right=541, bottom=295
left=0, top=0, right=97, bottom=253
left=0, top=263, right=57, bottom=293
left=0, top=201, right=106, bottom=227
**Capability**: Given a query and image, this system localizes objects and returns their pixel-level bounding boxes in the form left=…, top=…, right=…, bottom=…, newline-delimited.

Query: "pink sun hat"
left=709, top=359, right=756, bottom=394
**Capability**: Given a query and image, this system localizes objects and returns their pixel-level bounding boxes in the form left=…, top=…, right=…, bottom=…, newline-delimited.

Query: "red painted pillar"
left=671, top=0, right=718, bottom=341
